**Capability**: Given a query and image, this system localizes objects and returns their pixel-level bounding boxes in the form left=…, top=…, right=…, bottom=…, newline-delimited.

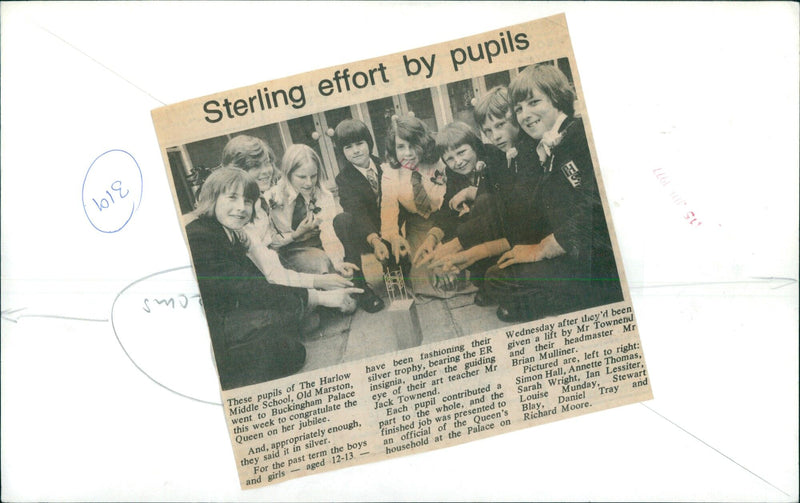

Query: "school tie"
left=411, top=170, right=432, bottom=218
left=364, top=167, right=380, bottom=197
left=291, top=194, right=307, bottom=230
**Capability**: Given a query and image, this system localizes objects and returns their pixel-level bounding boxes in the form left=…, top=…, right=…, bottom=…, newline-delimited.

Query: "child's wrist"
left=427, top=227, right=444, bottom=244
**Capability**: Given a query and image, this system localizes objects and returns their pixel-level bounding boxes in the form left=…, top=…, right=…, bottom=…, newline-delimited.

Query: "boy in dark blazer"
left=332, top=119, right=393, bottom=313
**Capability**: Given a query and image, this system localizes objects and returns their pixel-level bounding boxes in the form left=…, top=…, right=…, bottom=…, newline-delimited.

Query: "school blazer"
left=334, top=155, right=384, bottom=235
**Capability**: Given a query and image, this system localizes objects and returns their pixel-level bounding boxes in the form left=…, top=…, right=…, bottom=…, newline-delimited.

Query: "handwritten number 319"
left=92, top=180, right=128, bottom=211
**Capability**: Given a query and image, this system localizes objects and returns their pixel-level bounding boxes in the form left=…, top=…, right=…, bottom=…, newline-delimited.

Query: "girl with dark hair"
left=380, top=114, right=448, bottom=265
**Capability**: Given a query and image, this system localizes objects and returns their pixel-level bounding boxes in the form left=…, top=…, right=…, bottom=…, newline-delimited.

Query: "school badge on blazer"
left=561, top=160, right=582, bottom=188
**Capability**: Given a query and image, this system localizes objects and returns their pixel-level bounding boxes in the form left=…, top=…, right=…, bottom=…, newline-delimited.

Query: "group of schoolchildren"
left=184, top=64, right=623, bottom=389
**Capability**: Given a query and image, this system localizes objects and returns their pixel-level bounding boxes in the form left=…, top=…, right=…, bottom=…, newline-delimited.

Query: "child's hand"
left=497, top=244, right=541, bottom=269
left=292, top=213, right=320, bottom=241
left=317, top=288, right=363, bottom=313
left=413, top=234, right=439, bottom=266
left=497, top=234, right=565, bottom=269
left=313, top=274, right=354, bottom=290
left=389, top=235, right=411, bottom=263
left=424, top=238, right=464, bottom=269
left=334, top=262, right=360, bottom=279
left=234, top=224, right=261, bottom=251
left=449, top=187, right=478, bottom=212
left=371, top=238, right=390, bottom=263
left=431, top=247, right=479, bottom=273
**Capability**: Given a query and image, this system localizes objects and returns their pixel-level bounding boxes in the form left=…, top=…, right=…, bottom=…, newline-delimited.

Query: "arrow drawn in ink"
left=1, top=307, right=108, bottom=324
left=749, top=276, right=797, bottom=289
left=3, top=266, right=220, bottom=406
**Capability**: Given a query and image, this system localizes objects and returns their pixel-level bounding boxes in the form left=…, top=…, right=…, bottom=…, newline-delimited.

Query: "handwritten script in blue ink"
left=82, top=149, right=143, bottom=233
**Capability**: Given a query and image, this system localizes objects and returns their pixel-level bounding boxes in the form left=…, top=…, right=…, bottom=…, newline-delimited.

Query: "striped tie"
left=365, top=168, right=379, bottom=199
left=411, top=170, right=432, bottom=217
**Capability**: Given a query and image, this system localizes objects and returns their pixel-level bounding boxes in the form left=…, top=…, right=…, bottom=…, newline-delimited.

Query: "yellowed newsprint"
left=152, top=13, right=652, bottom=489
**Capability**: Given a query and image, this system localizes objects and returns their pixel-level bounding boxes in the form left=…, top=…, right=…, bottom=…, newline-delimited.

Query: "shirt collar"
left=284, top=181, right=299, bottom=201
left=354, top=158, right=377, bottom=178
left=283, top=180, right=313, bottom=204
left=552, top=112, right=568, bottom=136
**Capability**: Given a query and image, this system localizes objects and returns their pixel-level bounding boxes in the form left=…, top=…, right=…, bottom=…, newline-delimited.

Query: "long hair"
left=279, top=144, right=324, bottom=187
left=271, top=144, right=332, bottom=205
left=508, top=64, right=576, bottom=125
left=385, top=114, right=439, bottom=169
left=188, top=166, right=259, bottom=223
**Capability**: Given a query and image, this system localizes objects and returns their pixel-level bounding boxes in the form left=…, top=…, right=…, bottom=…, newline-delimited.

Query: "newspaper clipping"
left=152, top=14, right=652, bottom=489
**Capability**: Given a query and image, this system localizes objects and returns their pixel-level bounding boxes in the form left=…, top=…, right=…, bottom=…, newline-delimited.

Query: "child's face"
left=513, top=86, right=560, bottom=141
left=247, top=159, right=276, bottom=193
left=289, top=161, right=318, bottom=197
left=343, top=140, right=370, bottom=169
left=481, top=114, right=519, bottom=152
left=442, top=144, right=478, bottom=176
left=214, top=187, right=253, bottom=231
left=395, top=135, right=420, bottom=169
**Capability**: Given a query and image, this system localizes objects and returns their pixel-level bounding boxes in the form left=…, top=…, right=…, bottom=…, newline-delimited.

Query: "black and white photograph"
left=167, top=59, right=624, bottom=391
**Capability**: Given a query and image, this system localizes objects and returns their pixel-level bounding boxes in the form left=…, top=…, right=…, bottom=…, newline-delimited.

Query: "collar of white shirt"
left=282, top=181, right=314, bottom=206
left=354, top=158, right=377, bottom=181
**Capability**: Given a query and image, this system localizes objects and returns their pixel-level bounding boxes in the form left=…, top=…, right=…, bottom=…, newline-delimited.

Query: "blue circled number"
left=82, top=149, right=143, bottom=233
